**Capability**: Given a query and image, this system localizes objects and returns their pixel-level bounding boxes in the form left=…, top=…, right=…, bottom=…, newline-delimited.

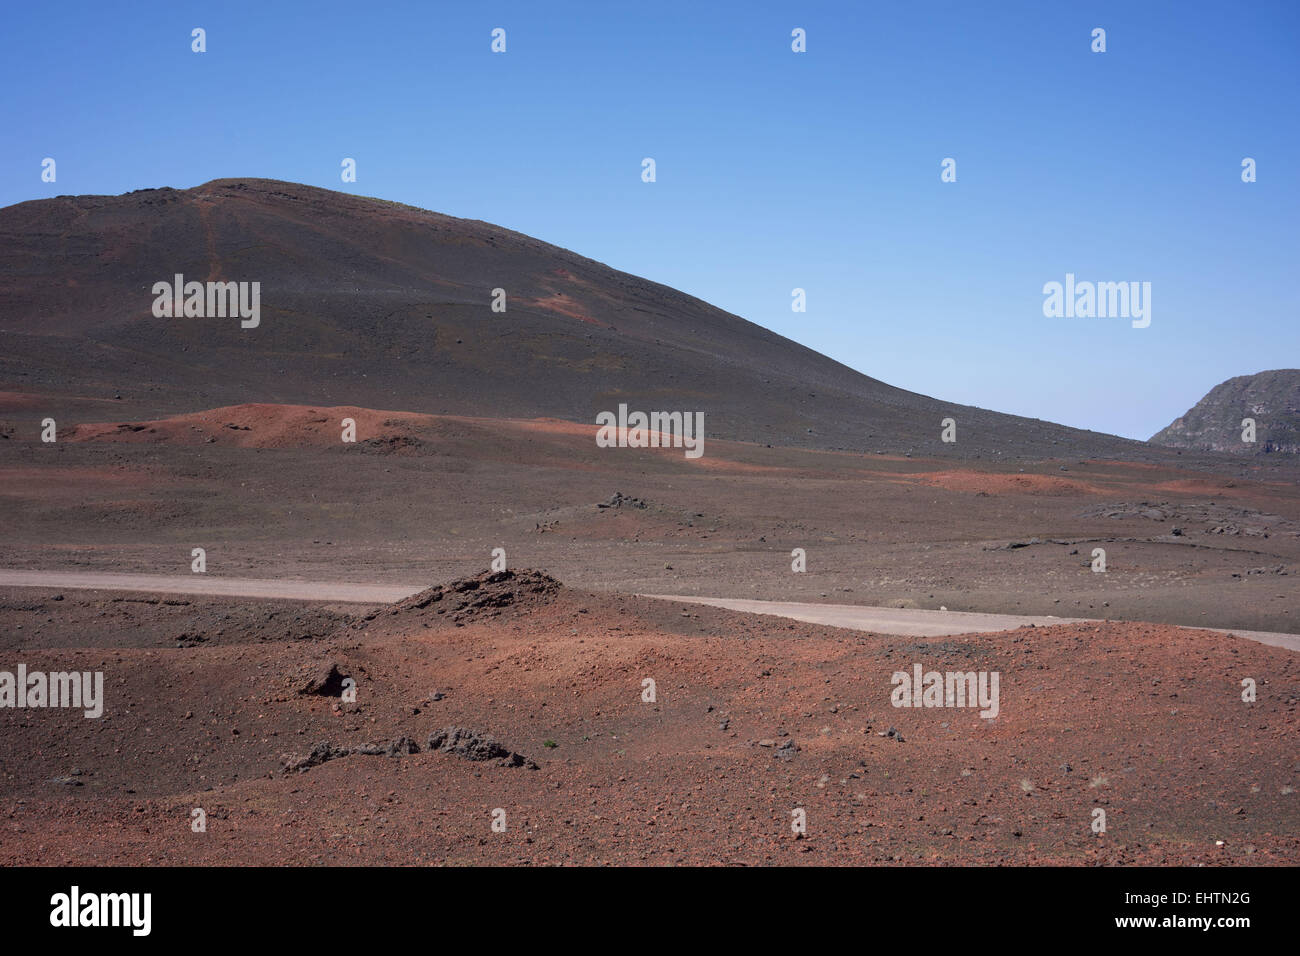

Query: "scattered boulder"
left=297, top=661, right=350, bottom=696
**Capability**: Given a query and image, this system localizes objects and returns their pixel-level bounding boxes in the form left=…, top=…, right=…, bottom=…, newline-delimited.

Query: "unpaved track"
left=644, top=593, right=1093, bottom=636
left=643, top=593, right=1300, bottom=653
left=0, top=568, right=1295, bottom=651
left=0, top=569, right=417, bottom=604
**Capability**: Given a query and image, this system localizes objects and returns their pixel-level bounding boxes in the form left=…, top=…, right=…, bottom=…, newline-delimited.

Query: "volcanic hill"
left=1, top=177, right=1167, bottom=461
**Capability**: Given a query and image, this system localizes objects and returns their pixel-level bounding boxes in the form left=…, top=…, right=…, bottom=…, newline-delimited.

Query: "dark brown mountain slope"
left=1151, top=369, right=1300, bottom=455
left=0, top=178, right=1235, bottom=462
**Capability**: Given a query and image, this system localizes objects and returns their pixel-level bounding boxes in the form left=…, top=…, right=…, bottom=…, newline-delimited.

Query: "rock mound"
left=376, top=569, right=563, bottom=627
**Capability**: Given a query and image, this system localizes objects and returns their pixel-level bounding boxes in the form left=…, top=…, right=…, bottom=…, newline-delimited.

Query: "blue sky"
left=2, top=0, right=1296, bottom=439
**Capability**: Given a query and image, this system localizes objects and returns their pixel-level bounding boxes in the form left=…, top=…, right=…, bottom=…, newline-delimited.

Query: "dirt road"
left=2, top=567, right=1296, bottom=650
left=643, top=593, right=1300, bottom=652
left=0, top=569, right=418, bottom=605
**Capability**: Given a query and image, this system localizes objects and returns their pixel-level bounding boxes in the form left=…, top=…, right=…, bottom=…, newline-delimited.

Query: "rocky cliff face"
left=1151, top=369, right=1300, bottom=454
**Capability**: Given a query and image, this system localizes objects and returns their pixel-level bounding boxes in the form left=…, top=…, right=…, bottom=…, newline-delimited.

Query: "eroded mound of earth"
left=363, top=569, right=564, bottom=629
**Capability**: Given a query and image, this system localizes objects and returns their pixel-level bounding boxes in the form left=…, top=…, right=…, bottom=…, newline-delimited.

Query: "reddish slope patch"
left=64, top=403, right=444, bottom=449
left=518, top=292, right=607, bottom=327
left=911, top=470, right=1102, bottom=496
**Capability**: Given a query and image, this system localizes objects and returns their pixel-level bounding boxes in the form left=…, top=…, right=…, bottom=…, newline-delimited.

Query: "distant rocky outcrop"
left=1151, top=370, right=1299, bottom=454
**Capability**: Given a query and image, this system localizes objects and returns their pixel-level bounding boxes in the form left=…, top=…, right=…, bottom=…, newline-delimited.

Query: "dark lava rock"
left=298, top=661, right=350, bottom=696
left=597, top=492, right=648, bottom=510
left=427, top=726, right=538, bottom=769
left=282, top=735, right=420, bottom=772
left=385, top=735, right=420, bottom=756
left=281, top=741, right=351, bottom=773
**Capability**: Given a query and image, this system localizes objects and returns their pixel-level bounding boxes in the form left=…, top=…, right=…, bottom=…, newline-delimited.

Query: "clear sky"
left=2, top=0, right=1296, bottom=439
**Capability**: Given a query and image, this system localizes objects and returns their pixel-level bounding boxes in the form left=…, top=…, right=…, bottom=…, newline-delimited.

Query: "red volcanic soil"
left=519, top=292, right=607, bottom=327
left=64, top=404, right=443, bottom=449
left=61, top=403, right=727, bottom=459
left=0, top=570, right=1295, bottom=866
left=0, top=392, right=44, bottom=412
left=909, top=470, right=1103, bottom=496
